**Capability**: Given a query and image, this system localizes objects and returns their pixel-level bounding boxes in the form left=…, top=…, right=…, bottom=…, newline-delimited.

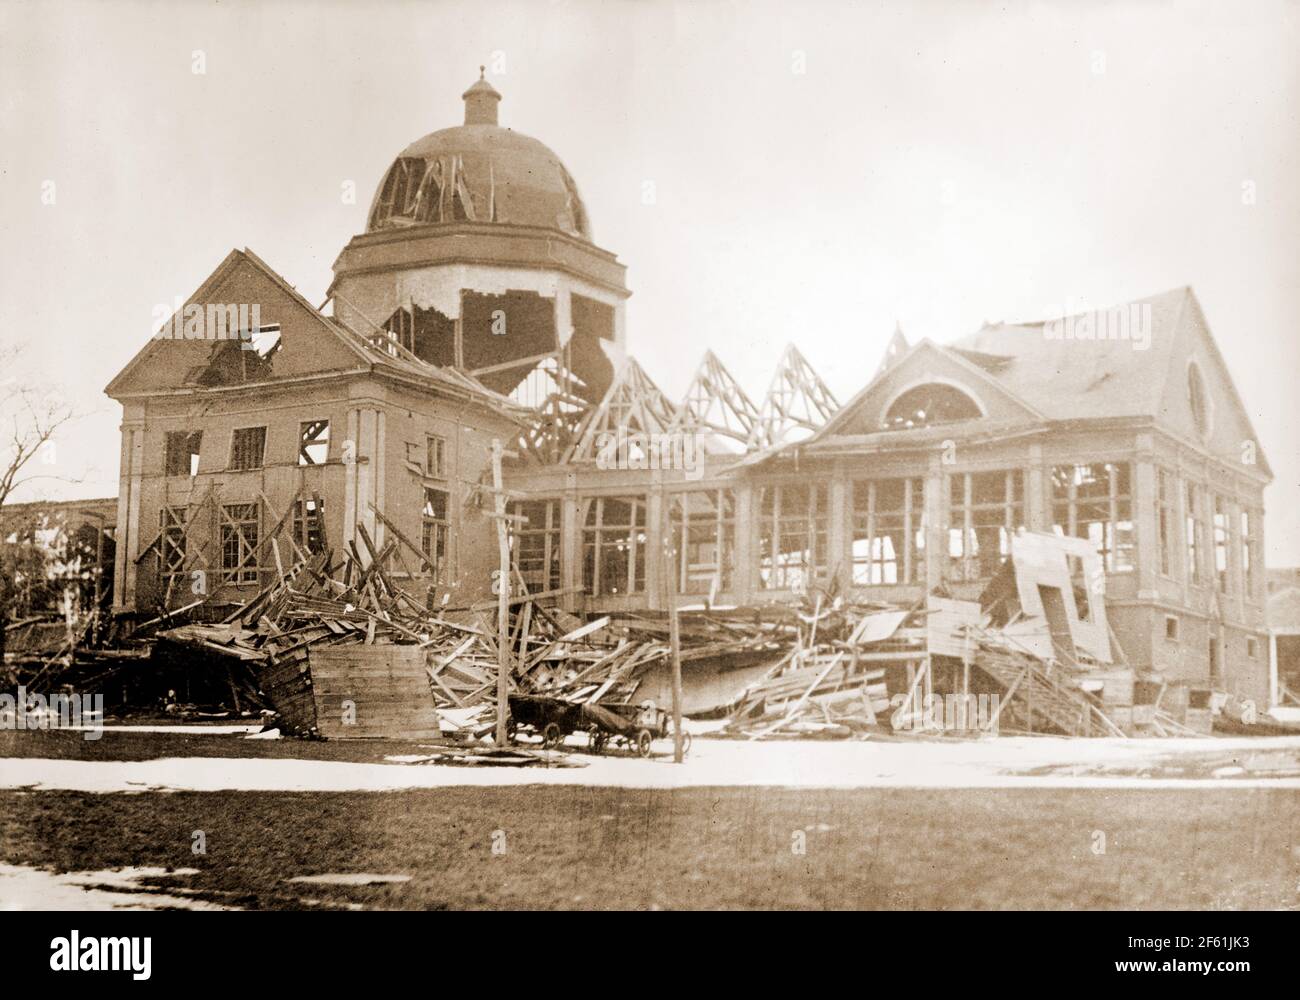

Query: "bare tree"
left=0, top=346, right=78, bottom=657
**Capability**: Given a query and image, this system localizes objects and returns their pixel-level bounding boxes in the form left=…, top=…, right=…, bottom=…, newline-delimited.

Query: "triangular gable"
left=814, top=339, right=1045, bottom=440
left=1154, top=289, right=1273, bottom=479
left=106, top=249, right=371, bottom=398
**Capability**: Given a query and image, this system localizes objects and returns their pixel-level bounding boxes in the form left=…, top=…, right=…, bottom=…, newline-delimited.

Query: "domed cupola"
left=366, top=68, right=591, bottom=240
left=330, top=71, right=628, bottom=401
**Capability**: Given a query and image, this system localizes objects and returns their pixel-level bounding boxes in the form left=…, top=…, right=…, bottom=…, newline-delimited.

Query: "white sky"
left=1, top=0, right=1297, bottom=562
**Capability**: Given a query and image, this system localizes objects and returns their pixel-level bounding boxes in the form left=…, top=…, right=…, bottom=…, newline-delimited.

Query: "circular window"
left=1187, top=361, right=1211, bottom=439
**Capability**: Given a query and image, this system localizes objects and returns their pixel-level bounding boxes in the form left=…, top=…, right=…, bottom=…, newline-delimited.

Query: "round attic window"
left=1187, top=361, right=1211, bottom=439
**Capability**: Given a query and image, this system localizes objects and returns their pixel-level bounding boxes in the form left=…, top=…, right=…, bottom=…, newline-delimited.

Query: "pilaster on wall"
left=343, top=406, right=385, bottom=556
left=1134, top=458, right=1159, bottom=596
left=561, top=473, right=579, bottom=606
left=113, top=421, right=145, bottom=610
left=828, top=466, right=849, bottom=593
left=924, top=452, right=944, bottom=590
left=733, top=484, right=755, bottom=597
left=1024, top=443, right=1047, bottom=532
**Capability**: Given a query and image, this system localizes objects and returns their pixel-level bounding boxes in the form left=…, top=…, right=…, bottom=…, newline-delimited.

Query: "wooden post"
left=492, top=439, right=510, bottom=747
left=660, top=499, right=684, bottom=763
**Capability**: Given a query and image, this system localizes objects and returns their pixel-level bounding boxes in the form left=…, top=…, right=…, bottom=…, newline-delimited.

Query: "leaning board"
left=307, top=645, right=443, bottom=739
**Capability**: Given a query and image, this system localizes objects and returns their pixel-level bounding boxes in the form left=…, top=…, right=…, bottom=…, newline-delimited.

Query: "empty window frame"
left=427, top=434, right=447, bottom=479
left=668, top=489, right=736, bottom=595
left=851, top=477, right=924, bottom=585
left=1241, top=510, right=1257, bottom=599
left=509, top=499, right=562, bottom=593
left=158, top=506, right=187, bottom=580
left=757, top=483, right=830, bottom=591
left=219, top=502, right=260, bottom=586
left=298, top=420, right=329, bottom=465
left=163, top=431, right=202, bottom=477
left=421, top=487, right=450, bottom=580
left=1165, top=615, right=1180, bottom=641
left=582, top=496, right=647, bottom=597
left=948, top=470, right=1024, bottom=583
left=1185, top=482, right=1204, bottom=586
left=230, top=426, right=267, bottom=471
left=1157, top=468, right=1175, bottom=577
left=1050, top=462, right=1134, bottom=573
left=1213, top=495, right=1230, bottom=593
left=292, top=498, right=326, bottom=555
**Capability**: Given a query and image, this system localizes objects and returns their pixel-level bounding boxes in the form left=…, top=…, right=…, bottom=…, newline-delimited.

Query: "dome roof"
left=367, top=72, right=591, bottom=240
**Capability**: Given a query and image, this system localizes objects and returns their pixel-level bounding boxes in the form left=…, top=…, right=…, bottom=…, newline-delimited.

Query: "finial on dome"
left=463, top=68, right=502, bottom=125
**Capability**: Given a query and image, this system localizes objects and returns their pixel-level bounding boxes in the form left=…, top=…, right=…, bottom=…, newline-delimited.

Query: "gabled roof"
left=105, top=248, right=525, bottom=422
left=950, top=286, right=1190, bottom=421
left=810, top=335, right=1046, bottom=442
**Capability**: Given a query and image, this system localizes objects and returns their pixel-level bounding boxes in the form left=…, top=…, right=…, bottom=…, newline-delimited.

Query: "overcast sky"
left=2, top=0, right=1297, bottom=562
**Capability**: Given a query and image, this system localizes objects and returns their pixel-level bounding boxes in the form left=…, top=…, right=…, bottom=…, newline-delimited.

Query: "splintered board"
left=305, top=645, right=443, bottom=739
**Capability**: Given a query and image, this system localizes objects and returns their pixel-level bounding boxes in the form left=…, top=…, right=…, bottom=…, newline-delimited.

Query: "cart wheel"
left=542, top=722, right=563, bottom=749
left=635, top=729, right=653, bottom=758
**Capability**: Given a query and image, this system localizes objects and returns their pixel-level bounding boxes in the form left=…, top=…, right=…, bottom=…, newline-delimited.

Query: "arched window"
left=1187, top=361, right=1211, bottom=439
left=884, top=383, right=982, bottom=430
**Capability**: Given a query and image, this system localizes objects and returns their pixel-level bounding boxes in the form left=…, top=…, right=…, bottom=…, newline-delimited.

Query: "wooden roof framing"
left=669, top=350, right=760, bottom=448
left=747, top=344, right=840, bottom=451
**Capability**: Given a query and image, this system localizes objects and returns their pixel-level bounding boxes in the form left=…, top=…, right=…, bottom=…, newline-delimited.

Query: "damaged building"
left=99, top=73, right=1273, bottom=723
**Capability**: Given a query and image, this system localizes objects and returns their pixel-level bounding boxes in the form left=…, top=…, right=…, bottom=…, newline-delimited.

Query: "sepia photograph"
left=0, top=0, right=1297, bottom=972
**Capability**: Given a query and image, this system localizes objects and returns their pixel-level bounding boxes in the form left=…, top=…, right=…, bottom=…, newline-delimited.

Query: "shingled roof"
left=950, top=286, right=1189, bottom=421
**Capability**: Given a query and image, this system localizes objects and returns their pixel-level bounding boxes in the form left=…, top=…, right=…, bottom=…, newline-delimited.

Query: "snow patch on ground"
left=0, top=865, right=230, bottom=911
left=2, top=734, right=1299, bottom=792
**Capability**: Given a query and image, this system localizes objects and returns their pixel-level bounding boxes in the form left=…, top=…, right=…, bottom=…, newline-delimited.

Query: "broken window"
left=219, top=502, right=260, bottom=586
left=158, top=506, right=187, bottom=580
left=421, top=487, right=450, bottom=580
left=1157, top=468, right=1175, bottom=577
left=230, top=427, right=267, bottom=471
left=757, top=483, right=829, bottom=591
left=852, top=478, right=925, bottom=585
left=244, top=323, right=281, bottom=359
left=461, top=290, right=559, bottom=386
left=883, top=383, right=981, bottom=430
left=669, top=489, right=736, bottom=595
left=1213, top=495, right=1230, bottom=593
left=947, top=470, right=1024, bottom=582
left=1185, top=481, right=1203, bottom=585
left=163, top=430, right=202, bottom=477
left=292, top=498, right=326, bottom=555
left=582, top=496, right=647, bottom=597
left=426, top=435, right=447, bottom=478
left=298, top=420, right=329, bottom=465
left=1050, top=463, right=1134, bottom=574
left=509, top=499, right=562, bottom=593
